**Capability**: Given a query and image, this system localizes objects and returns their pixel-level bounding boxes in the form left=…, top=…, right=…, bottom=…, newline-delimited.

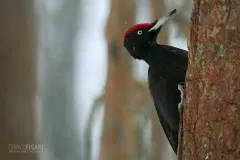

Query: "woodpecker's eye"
left=137, top=30, right=142, bottom=35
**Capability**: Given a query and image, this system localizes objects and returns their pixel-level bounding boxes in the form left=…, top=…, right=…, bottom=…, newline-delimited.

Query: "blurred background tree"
left=0, top=1, right=37, bottom=160
left=150, top=0, right=172, bottom=159
left=84, top=0, right=191, bottom=160
left=36, top=0, right=82, bottom=160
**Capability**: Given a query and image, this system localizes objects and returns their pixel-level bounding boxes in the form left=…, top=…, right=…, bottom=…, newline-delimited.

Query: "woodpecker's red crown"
left=123, top=23, right=150, bottom=40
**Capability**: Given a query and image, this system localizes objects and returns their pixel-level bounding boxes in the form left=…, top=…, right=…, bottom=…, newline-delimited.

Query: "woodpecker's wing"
left=153, top=101, right=178, bottom=154
left=148, top=70, right=181, bottom=154
left=146, top=44, right=187, bottom=154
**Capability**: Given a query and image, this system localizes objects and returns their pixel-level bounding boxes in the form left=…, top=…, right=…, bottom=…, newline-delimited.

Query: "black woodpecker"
left=123, top=9, right=188, bottom=154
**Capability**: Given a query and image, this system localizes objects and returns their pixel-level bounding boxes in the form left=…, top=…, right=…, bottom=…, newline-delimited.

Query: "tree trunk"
left=100, top=0, right=142, bottom=159
left=179, top=1, right=240, bottom=159
left=0, top=1, right=37, bottom=160
left=150, top=0, right=176, bottom=160
left=151, top=0, right=169, bottom=45
left=37, top=0, right=81, bottom=160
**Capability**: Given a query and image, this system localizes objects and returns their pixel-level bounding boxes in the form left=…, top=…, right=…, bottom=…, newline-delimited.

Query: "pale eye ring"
left=137, top=30, right=142, bottom=35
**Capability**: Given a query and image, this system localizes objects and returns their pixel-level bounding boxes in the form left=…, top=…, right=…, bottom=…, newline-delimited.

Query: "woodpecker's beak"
left=148, top=9, right=176, bottom=42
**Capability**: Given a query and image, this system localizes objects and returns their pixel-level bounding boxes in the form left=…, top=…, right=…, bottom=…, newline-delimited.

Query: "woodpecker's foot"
left=178, top=82, right=184, bottom=112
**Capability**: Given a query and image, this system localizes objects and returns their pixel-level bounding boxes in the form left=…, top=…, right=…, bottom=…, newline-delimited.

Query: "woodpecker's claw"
left=178, top=82, right=184, bottom=112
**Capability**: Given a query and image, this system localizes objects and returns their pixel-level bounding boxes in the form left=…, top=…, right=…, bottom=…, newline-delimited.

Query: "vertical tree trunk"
left=100, top=0, right=141, bottom=159
left=173, top=1, right=192, bottom=39
left=0, top=1, right=37, bottom=160
left=179, top=1, right=240, bottom=159
left=151, top=0, right=168, bottom=45
left=150, top=0, right=174, bottom=160
left=38, top=0, right=81, bottom=160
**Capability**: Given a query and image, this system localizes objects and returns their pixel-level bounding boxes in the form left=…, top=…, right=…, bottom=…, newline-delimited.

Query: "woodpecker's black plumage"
left=123, top=9, right=188, bottom=154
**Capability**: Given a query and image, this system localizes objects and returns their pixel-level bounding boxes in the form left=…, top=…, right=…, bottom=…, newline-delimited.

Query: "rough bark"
left=0, top=1, right=37, bottom=160
left=179, top=0, right=240, bottom=159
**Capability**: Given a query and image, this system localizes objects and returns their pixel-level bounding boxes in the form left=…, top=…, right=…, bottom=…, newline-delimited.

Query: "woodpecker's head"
left=123, top=9, right=176, bottom=60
